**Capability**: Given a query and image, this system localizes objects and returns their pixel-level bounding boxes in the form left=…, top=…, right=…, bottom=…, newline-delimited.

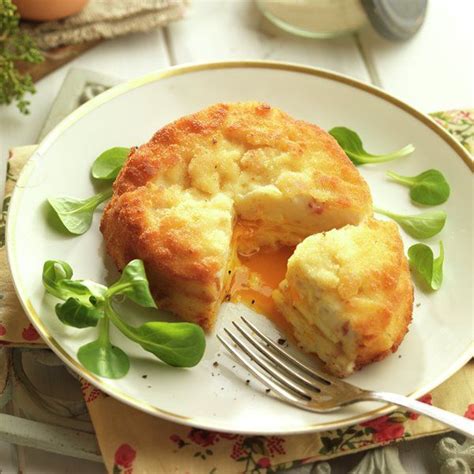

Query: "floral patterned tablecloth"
left=80, top=368, right=473, bottom=473
left=0, top=110, right=473, bottom=473
left=431, top=110, right=474, bottom=153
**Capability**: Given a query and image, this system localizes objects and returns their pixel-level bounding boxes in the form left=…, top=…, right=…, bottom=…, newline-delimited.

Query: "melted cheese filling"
left=228, top=244, right=295, bottom=335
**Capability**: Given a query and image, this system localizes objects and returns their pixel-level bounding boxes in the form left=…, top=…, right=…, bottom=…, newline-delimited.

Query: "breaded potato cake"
left=101, top=185, right=234, bottom=329
left=101, top=102, right=373, bottom=329
left=273, top=218, right=414, bottom=377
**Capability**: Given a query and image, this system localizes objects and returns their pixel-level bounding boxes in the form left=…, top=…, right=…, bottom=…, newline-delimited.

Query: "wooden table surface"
left=0, top=1, right=472, bottom=472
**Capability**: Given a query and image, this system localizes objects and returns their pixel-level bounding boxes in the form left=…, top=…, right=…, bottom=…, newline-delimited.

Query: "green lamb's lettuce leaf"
left=387, top=169, right=450, bottom=205
left=374, top=207, right=446, bottom=239
left=105, top=297, right=205, bottom=368
left=329, top=126, right=414, bottom=166
left=134, top=321, right=206, bottom=367
left=42, top=260, right=73, bottom=297
left=78, top=318, right=129, bottom=379
left=91, top=147, right=130, bottom=181
left=55, top=297, right=103, bottom=328
left=48, top=188, right=113, bottom=235
left=43, top=260, right=105, bottom=328
left=46, top=146, right=130, bottom=237
left=42, top=260, right=106, bottom=304
left=408, top=241, right=444, bottom=290
left=107, top=259, right=157, bottom=308
left=42, top=258, right=206, bottom=378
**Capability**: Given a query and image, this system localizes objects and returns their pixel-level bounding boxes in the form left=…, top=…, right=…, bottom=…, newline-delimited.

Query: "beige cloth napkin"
left=0, top=110, right=472, bottom=472
left=21, top=0, right=189, bottom=49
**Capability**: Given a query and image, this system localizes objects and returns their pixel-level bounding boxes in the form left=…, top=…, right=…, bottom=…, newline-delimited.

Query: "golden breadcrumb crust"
left=274, top=218, right=414, bottom=377
left=101, top=102, right=373, bottom=329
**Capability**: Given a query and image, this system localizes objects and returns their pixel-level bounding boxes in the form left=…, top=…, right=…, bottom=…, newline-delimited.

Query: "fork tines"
left=217, top=316, right=347, bottom=408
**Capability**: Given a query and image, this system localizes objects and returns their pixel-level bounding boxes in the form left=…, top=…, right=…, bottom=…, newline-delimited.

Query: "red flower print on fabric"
left=0, top=324, right=6, bottom=336
left=80, top=380, right=91, bottom=398
left=173, top=429, right=287, bottom=469
left=22, top=323, right=39, bottom=341
left=229, top=435, right=285, bottom=465
left=409, top=393, right=433, bottom=420
left=85, top=388, right=102, bottom=403
left=373, top=423, right=405, bottom=443
left=257, top=457, right=271, bottom=468
left=114, top=443, right=136, bottom=468
left=230, top=437, right=247, bottom=460
left=361, top=415, right=390, bottom=431
left=464, top=404, right=474, bottom=420
left=419, top=394, right=433, bottom=405
left=188, top=429, right=219, bottom=447
left=266, top=436, right=286, bottom=456
left=362, top=415, right=405, bottom=443
left=80, top=380, right=103, bottom=403
left=170, top=434, right=190, bottom=449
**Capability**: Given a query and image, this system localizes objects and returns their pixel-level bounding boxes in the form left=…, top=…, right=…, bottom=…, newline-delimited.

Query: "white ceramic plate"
left=7, top=61, right=473, bottom=435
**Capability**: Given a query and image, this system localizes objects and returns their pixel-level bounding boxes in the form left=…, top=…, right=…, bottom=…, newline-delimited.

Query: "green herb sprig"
left=374, top=207, right=446, bottom=239
left=387, top=169, right=450, bottom=205
left=329, top=126, right=414, bottom=166
left=0, top=0, right=44, bottom=114
left=48, top=147, right=130, bottom=235
left=408, top=241, right=444, bottom=290
left=42, top=259, right=206, bottom=378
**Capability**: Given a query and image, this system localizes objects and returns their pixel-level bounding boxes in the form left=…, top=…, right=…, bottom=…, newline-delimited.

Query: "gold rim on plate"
left=6, top=61, right=474, bottom=434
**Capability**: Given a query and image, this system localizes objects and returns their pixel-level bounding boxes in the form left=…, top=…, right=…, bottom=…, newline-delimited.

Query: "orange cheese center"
left=229, top=246, right=294, bottom=334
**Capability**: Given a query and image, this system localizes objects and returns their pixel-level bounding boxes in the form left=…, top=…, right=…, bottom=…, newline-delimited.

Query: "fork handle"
left=365, top=391, right=474, bottom=438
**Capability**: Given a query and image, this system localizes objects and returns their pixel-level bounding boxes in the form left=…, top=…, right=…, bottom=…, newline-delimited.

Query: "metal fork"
left=217, top=317, right=474, bottom=438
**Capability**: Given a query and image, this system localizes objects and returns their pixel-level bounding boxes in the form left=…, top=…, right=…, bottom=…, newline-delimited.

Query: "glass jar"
left=256, top=0, right=369, bottom=39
